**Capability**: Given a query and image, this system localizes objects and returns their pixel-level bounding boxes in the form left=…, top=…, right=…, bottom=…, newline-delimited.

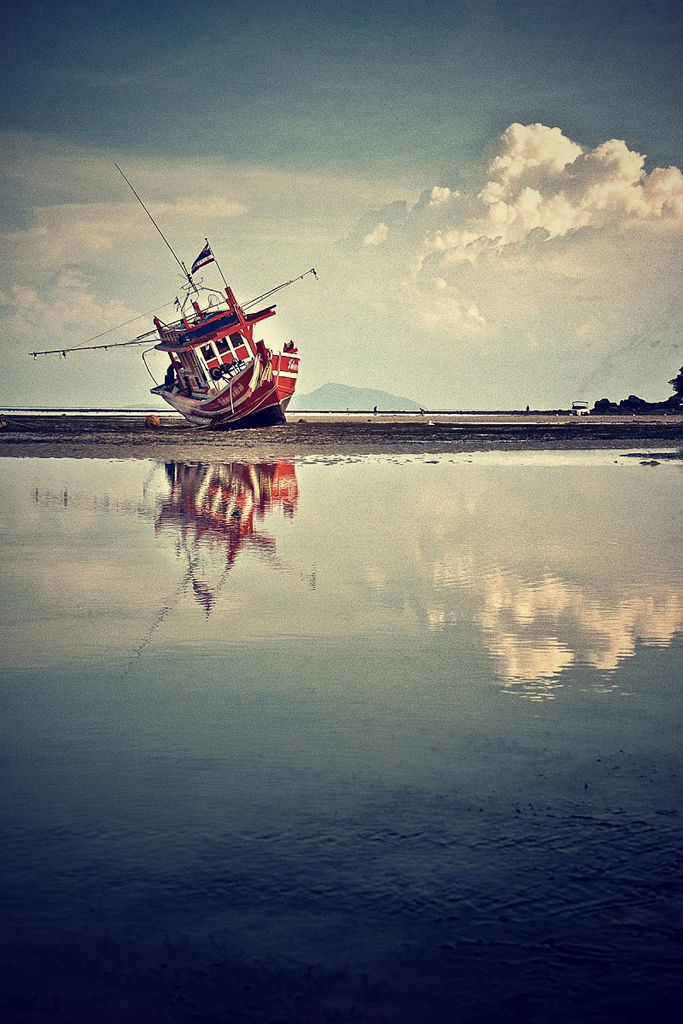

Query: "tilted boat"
left=148, top=246, right=308, bottom=429
left=30, top=167, right=315, bottom=429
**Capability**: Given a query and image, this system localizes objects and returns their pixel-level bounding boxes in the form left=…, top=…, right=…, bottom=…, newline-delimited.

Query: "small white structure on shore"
left=571, top=400, right=590, bottom=416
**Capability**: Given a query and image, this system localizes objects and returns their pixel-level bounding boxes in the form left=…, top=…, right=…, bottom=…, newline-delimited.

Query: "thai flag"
left=191, top=241, right=214, bottom=275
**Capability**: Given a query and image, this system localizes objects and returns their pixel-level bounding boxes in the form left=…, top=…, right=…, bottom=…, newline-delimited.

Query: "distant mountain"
left=290, top=383, right=422, bottom=411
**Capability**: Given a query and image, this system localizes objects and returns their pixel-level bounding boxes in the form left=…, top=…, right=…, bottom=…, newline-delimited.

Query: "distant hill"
left=290, top=383, right=422, bottom=411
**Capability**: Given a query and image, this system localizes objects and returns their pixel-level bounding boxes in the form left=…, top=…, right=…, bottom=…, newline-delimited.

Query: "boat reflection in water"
left=155, top=461, right=301, bottom=615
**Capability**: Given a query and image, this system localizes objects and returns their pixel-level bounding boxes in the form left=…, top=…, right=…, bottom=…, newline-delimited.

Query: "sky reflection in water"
left=1, top=453, right=682, bottom=1023
left=3, top=453, right=682, bottom=698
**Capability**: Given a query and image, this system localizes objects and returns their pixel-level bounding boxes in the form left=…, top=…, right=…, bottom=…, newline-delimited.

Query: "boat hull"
left=156, top=354, right=299, bottom=430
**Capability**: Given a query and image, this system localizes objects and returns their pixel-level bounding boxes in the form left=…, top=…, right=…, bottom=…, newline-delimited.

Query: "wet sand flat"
left=1, top=411, right=683, bottom=461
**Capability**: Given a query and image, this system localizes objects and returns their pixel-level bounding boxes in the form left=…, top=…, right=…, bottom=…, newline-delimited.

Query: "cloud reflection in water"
left=430, top=563, right=683, bottom=698
left=9, top=454, right=683, bottom=702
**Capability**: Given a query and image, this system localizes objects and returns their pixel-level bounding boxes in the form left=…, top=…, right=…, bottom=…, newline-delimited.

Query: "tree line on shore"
left=592, top=366, right=683, bottom=414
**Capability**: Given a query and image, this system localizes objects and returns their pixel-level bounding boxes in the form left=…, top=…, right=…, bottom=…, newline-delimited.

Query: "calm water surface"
left=1, top=453, right=682, bottom=1023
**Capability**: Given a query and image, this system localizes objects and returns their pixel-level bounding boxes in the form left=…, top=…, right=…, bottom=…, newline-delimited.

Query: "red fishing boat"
left=148, top=244, right=311, bottom=428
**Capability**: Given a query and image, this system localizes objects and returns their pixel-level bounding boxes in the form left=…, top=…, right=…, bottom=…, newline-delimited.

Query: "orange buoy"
left=145, top=414, right=161, bottom=428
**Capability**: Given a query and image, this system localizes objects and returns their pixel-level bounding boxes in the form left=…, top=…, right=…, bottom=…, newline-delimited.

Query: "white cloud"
left=420, top=277, right=489, bottom=334
left=426, top=123, right=683, bottom=256
left=489, top=122, right=584, bottom=184
left=324, top=122, right=683, bottom=405
left=363, top=222, right=389, bottom=246
left=428, top=185, right=455, bottom=206
left=1, top=203, right=143, bottom=275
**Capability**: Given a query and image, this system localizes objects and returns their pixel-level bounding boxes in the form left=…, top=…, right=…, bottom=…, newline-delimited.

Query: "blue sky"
left=2, top=0, right=683, bottom=408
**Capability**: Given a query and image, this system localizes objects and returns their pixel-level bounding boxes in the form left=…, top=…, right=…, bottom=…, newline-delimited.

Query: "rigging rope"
left=68, top=299, right=179, bottom=350
left=28, top=268, right=317, bottom=358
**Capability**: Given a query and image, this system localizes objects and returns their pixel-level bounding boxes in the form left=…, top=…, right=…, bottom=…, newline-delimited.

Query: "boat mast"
left=114, top=163, right=198, bottom=295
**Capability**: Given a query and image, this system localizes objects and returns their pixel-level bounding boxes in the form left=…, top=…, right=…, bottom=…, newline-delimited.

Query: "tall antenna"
left=114, top=163, right=196, bottom=291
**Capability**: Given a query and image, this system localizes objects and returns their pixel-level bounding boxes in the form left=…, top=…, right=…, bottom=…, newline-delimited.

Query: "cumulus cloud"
left=330, top=121, right=683, bottom=405
left=0, top=203, right=140, bottom=275
left=420, top=277, right=488, bottom=334
left=489, top=122, right=583, bottom=184
left=428, top=185, right=456, bottom=206
left=426, top=122, right=683, bottom=256
left=363, top=222, right=389, bottom=246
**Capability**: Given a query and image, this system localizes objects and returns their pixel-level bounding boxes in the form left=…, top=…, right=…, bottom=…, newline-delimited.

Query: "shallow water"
left=1, top=453, right=682, bottom=1023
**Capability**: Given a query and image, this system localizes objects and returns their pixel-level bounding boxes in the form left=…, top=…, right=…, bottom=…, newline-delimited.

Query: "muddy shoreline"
left=1, top=411, right=683, bottom=461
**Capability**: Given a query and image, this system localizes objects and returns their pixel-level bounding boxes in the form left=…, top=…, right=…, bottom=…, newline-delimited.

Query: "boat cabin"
left=151, top=291, right=276, bottom=398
